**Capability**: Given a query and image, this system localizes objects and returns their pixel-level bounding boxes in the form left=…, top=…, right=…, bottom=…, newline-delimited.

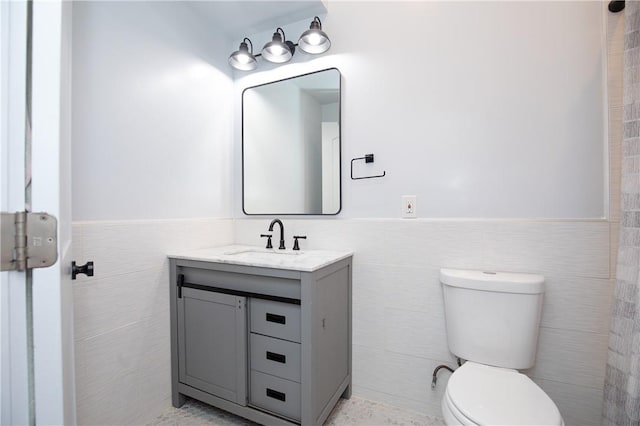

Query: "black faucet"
left=268, top=219, right=286, bottom=250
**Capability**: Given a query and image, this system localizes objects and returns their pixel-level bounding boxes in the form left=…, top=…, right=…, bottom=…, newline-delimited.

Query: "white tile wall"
left=480, top=221, right=610, bottom=279
left=73, top=268, right=169, bottom=341
left=352, top=345, right=450, bottom=415
left=540, top=276, right=614, bottom=334
left=234, top=218, right=612, bottom=425
left=608, top=9, right=625, bottom=223
left=526, top=327, right=609, bottom=389
left=533, top=377, right=605, bottom=426
left=72, top=218, right=233, bottom=425
left=75, top=316, right=170, bottom=425
left=605, top=23, right=624, bottom=426
left=72, top=217, right=613, bottom=426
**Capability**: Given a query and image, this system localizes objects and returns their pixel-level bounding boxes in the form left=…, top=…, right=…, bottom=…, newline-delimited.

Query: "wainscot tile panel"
left=76, top=219, right=233, bottom=280
left=533, top=377, right=604, bottom=426
left=480, top=221, right=610, bottom=279
left=526, top=327, right=609, bottom=390
left=351, top=264, right=454, bottom=362
left=609, top=8, right=624, bottom=223
left=352, top=344, right=451, bottom=416
left=233, top=218, right=612, bottom=424
left=75, top=316, right=170, bottom=425
left=383, top=307, right=452, bottom=362
left=540, top=275, right=614, bottom=334
left=376, top=221, right=485, bottom=269
left=73, top=267, right=169, bottom=341
left=611, top=222, right=620, bottom=279
left=73, top=218, right=233, bottom=426
left=74, top=218, right=609, bottom=424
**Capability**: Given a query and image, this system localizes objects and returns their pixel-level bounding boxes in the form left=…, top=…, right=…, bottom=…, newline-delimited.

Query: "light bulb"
left=236, top=54, right=250, bottom=64
left=306, top=33, right=322, bottom=46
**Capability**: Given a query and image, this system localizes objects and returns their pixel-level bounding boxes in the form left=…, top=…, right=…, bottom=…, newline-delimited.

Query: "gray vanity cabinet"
left=169, top=254, right=352, bottom=426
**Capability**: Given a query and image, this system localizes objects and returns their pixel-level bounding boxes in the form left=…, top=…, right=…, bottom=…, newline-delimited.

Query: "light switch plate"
left=402, top=195, right=417, bottom=218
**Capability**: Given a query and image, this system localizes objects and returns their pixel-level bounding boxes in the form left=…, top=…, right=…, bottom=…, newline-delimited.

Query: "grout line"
left=538, top=325, right=610, bottom=338
left=531, top=374, right=608, bottom=393
left=73, top=217, right=235, bottom=226
left=75, top=320, right=142, bottom=343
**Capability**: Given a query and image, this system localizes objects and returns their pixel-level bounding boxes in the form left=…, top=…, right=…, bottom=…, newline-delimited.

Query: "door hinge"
left=1, top=211, right=58, bottom=272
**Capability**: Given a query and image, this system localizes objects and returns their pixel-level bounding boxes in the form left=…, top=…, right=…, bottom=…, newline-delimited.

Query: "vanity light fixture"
left=228, top=16, right=331, bottom=71
left=298, top=16, right=331, bottom=54
left=228, top=38, right=257, bottom=71
left=261, top=28, right=295, bottom=63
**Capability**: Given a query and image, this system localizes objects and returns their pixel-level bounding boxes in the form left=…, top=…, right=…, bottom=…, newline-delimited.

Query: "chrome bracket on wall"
left=351, top=154, right=386, bottom=180
left=1, top=211, right=58, bottom=271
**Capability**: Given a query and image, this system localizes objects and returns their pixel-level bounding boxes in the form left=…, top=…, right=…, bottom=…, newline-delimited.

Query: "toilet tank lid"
left=440, top=268, right=545, bottom=294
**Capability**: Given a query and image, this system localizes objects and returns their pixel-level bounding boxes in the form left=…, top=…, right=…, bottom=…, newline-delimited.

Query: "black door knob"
left=72, top=261, right=94, bottom=280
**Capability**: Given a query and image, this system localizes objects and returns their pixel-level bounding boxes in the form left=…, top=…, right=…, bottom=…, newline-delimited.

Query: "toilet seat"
left=444, top=362, right=563, bottom=425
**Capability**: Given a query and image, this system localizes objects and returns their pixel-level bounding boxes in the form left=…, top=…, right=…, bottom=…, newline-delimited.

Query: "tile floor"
left=151, top=396, right=445, bottom=426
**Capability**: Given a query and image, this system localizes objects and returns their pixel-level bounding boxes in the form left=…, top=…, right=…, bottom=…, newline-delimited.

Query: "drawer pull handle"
left=266, top=388, right=286, bottom=402
left=266, top=351, right=286, bottom=364
left=266, top=313, right=286, bottom=324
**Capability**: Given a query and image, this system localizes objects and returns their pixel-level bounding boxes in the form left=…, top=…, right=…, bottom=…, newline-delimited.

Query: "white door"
left=321, top=122, right=339, bottom=214
left=1, top=1, right=75, bottom=424
left=1, top=1, right=31, bottom=424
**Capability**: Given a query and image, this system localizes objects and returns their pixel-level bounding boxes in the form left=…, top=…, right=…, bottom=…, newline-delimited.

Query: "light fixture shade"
left=298, top=17, right=331, bottom=54
left=261, top=29, right=294, bottom=63
left=229, top=39, right=257, bottom=71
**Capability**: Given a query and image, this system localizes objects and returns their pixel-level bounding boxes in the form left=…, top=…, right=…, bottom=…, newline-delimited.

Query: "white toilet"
left=440, top=268, right=564, bottom=426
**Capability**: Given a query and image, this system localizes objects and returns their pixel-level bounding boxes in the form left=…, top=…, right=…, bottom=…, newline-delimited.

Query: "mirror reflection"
left=242, top=68, right=341, bottom=215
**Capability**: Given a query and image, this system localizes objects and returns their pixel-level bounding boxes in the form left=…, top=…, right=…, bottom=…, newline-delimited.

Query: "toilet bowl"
left=440, top=362, right=563, bottom=426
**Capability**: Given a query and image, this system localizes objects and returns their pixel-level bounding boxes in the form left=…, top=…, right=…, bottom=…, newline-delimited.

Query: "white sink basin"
left=223, top=248, right=302, bottom=256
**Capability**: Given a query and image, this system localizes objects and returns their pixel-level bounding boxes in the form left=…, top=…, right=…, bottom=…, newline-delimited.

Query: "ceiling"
left=187, top=1, right=328, bottom=41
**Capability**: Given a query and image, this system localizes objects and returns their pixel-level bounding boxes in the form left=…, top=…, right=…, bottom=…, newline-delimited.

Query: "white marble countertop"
left=168, top=245, right=353, bottom=272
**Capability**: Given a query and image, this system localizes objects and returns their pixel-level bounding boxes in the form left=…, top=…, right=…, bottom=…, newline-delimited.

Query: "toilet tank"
left=441, top=269, right=545, bottom=370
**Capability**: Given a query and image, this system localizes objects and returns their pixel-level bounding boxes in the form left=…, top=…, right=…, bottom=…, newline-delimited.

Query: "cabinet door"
left=177, top=287, right=247, bottom=404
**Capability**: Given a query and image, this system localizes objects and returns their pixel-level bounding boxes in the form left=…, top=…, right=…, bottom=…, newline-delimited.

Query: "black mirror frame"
left=241, top=67, right=342, bottom=216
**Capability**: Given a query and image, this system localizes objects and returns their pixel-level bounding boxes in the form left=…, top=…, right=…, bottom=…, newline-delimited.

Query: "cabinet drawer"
left=250, top=370, right=301, bottom=421
left=250, top=333, right=301, bottom=382
left=250, top=299, right=301, bottom=343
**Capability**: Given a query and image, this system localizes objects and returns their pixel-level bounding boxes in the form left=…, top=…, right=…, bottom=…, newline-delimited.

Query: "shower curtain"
left=603, top=1, right=640, bottom=425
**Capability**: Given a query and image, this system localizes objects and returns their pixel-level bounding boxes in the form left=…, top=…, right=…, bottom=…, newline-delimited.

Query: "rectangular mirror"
left=242, top=68, right=341, bottom=215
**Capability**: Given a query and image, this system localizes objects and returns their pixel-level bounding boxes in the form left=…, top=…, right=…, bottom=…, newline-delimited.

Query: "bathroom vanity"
left=168, top=246, right=353, bottom=426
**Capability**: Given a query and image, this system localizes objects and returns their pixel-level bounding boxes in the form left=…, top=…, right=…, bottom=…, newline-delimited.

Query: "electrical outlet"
left=402, top=195, right=417, bottom=218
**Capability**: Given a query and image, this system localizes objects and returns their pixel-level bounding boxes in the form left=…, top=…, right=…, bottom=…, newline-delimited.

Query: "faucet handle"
left=260, top=234, right=273, bottom=249
left=292, top=235, right=307, bottom=251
